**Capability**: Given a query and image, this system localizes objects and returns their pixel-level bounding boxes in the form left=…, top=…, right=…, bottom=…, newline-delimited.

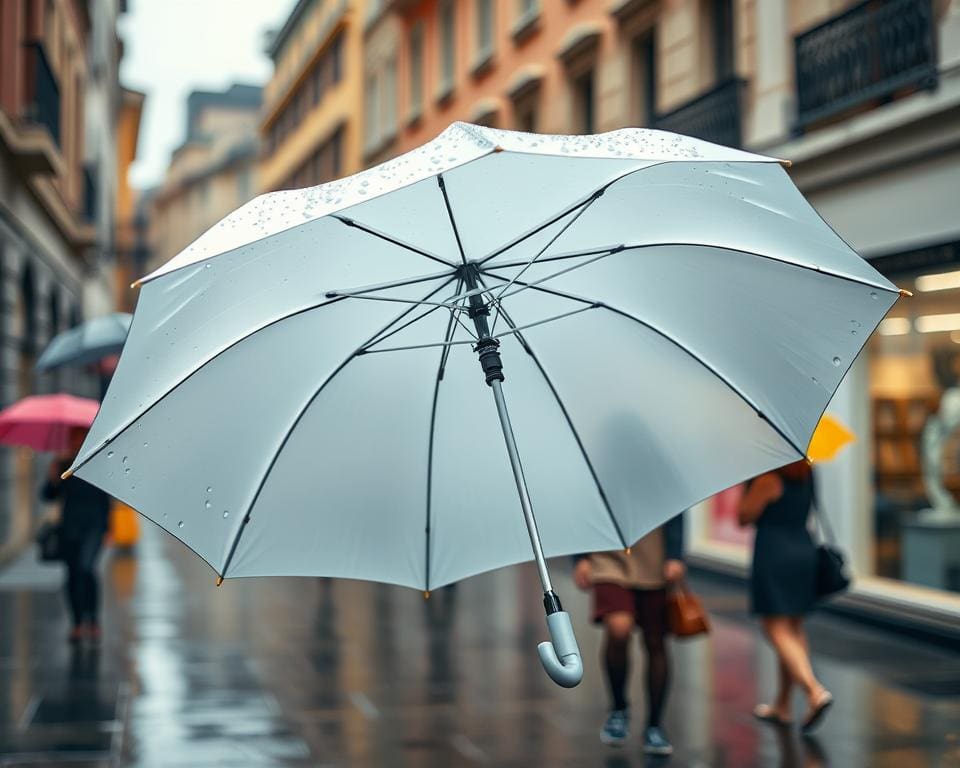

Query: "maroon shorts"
left=592, top=582, right=669, bottom=638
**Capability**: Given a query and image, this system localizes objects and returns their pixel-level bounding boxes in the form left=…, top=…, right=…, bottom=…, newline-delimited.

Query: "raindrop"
left=143, top=442, right=149, bottom=448
left=205, top=500, right=212, bottom=509
left=811, top=377, right=818, bottom=384
left=107, top=451, right=115, bottom=459
left=223, top=510, right=229, bottom=519
left=832, top=356, right=841, bottom=366
left=122, top=456, right=128, bottom=464
left=850, top=330, right=857, bottom=336
left=178, top=521, right=184, bottom=529
left=870, top=291, right=878, bottom=300
left=162, top=512, right=168, bottom=519
left=207, top=486, right=213, bottom=493
left=205, top=264, right=211, bottom=269
left=124, top=468, right=131, bottom=474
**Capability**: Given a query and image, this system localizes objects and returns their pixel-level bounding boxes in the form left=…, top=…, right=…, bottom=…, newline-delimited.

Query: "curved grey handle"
left=537, top=611, right=583, bottom=688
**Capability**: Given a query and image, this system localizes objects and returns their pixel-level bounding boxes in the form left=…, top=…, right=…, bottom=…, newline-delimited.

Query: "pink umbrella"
left=0, top=394, right=100, bottom=452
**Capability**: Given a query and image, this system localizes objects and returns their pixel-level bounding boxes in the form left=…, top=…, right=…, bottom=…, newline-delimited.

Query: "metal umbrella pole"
left=463, top=263, right=583, bottom=687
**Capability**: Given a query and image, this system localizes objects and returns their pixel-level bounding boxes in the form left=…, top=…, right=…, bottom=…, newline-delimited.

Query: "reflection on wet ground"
left=1, top=524, right=958, bottom=767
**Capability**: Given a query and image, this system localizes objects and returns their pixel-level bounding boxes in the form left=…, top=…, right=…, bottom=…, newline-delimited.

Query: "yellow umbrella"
left=807, top=413, right=856, bottom=463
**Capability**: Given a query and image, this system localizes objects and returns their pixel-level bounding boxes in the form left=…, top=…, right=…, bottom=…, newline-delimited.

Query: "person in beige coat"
left=574, top=513, right=685, bottom=755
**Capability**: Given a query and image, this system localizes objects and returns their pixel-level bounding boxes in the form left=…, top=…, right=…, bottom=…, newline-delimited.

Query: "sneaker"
left=643, top=726, right=673, bottom=756
left=600, top=709, right=629, bottom=746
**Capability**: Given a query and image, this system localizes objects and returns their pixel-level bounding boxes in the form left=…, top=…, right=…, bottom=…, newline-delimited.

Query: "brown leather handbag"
left=666, top=583, right=710, bottom=638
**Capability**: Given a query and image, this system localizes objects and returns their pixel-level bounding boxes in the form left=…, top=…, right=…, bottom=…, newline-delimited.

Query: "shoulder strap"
left=809, top=472, right=837, bottom=545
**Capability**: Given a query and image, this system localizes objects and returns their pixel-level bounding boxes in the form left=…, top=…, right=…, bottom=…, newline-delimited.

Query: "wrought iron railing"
left=794, top=0, right=937, bottom=131
left=23, top=43, right=61, bottom=148
left=653, top=77, right=745, bottom=148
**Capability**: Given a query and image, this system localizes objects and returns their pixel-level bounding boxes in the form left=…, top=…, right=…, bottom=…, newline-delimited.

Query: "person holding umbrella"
left=0, top=395, right=109, bottom=641
left=573, top=514, right=685, bottom=754
left=42, top=426, right=111, bottom=642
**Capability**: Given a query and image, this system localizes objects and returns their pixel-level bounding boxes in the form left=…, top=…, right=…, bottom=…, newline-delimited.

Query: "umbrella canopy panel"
left=67, top=123, right=900, bottom=589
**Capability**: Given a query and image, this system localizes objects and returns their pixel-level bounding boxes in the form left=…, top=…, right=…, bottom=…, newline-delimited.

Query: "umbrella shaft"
left=491, top=379, right=553, bottom=594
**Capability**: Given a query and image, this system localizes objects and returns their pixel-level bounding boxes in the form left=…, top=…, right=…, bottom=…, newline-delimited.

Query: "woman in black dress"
left=739, top=460, right=832, bottom=732
left=42, top=427, right=111, bottom=642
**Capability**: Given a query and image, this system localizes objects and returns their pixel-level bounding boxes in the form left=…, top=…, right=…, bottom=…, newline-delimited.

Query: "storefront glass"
left=870, top=261, right=960, bottom=594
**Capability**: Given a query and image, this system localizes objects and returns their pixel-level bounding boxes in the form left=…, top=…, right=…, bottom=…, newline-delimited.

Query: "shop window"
left=869, top=250, right=960, bottom=594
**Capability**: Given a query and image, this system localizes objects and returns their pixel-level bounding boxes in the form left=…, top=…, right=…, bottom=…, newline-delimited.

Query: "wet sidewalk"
left=1, top=525, right=958, bottom=767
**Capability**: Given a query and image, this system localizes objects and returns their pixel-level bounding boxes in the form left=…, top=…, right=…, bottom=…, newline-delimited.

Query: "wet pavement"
left=1, top=524, right=959, bottom=767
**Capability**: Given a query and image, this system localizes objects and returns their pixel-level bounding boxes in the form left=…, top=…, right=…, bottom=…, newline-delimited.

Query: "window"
left=514, top=93, right=538, bottom=132
left=384, top=60, right=397, bottom=138
left=409, top=23, right=424, bottom=119
left=699, top=0, right=734, bottom=86
left=632, top=30, right=656, bottom=125
left=438, top=0, right=456, bottom=98
left=869, top=253, right=960, bottom=594
left=236, top=168, right=252, bottom=202
left=573, top=70, right=595, bottom=134
left=475, top=0, right=494, bottom=62
left=365, top=74, right=380, bottom=149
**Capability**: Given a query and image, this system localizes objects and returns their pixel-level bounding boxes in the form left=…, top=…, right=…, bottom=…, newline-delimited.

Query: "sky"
left=119, top=0, right=297, bottom=190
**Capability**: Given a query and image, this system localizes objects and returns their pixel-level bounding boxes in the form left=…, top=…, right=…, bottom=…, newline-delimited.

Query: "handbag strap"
left=809, top=472, right=837, bottom=546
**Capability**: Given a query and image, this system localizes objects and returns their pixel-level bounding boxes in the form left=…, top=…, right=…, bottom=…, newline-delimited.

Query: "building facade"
left=352, top=0, right=960, bottom=631
left=148, top=85, right=261, bottom=273
left=259, top=0, right=368, bottom=193
left=0, top=0, right=128, bottom=562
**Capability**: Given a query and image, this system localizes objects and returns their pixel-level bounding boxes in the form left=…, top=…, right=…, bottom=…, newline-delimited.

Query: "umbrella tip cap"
left=899, top=288, right=914, bottom=298
left=216, top=576, right=224, bottom=587
left=60, top=469, right=74, bottom=480
left=780, top=158, right=793, bottom=168
left=423, top=590, right=430, bottom=600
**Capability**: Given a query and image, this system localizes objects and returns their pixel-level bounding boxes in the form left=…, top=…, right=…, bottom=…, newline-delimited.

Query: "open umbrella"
left=0, top=394, right=99, bottom=452
left=36, top=312, right=132, bottom=372
left=63, top=123, right=902, bottom=687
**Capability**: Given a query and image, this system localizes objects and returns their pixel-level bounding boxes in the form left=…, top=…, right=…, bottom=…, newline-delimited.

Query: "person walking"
left=739, top=460, right=833, bottom=732
left=573, top=513, right=685, bottom=755
left=42, top=427, right=111, bottom=642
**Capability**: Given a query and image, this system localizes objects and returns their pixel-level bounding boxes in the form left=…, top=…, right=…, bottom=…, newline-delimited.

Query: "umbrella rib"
left=437, top=174, right=468, bottom=266
left=490, top=190, right=604, bottom=334
left=324, top=268, right=457, bottom=299
left=424, top=283, right=462, bottom=593
left=492, top=241, right=900, bottom=302
left=482, top=270, right=808, bottom=459
left=218, top=278, right=458, bottom=580
left=66, top=278, right=455, bottom=479
left=488, top=247, right=623, bottom=270
left=332, top=215, right=457, bottom=268
left=476, top=275, right=629, bottom=549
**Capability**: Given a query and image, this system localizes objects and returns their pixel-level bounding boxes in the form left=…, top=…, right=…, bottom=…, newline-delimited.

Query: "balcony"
left=653, top=78, right=745, bottom=148
left=794, top=0, right=937, bottom=132
left=23, top=43, right=61, bottom=148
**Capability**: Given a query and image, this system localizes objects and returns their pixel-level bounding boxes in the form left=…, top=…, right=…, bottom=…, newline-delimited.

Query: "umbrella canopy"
left=36, top=313, right=132, bottom=372
left=0, top=394, right=99, bottom=452
left=64, top=123, right=902, bottom=685
left=807, top=414, right=856, bottom=463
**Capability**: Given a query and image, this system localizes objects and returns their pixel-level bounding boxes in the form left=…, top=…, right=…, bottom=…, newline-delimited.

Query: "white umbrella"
left=64, top=123, right=902, bottom=686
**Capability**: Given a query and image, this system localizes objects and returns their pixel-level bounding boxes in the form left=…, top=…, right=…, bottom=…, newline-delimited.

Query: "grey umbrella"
left=36, top=312, right=132, bottom=372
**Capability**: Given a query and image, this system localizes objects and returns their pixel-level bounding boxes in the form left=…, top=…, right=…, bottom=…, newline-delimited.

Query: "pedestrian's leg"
left=602, top=611, right=634, bottom=711
left=637, top=591, right=669, bottom=729
left=78, top=533, right=103, bottom=629
left=788, top=617, right=829, bottom=712
left=62, top=548, right=84, bottom=636
left=761, top=617, right=822, bottom=698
